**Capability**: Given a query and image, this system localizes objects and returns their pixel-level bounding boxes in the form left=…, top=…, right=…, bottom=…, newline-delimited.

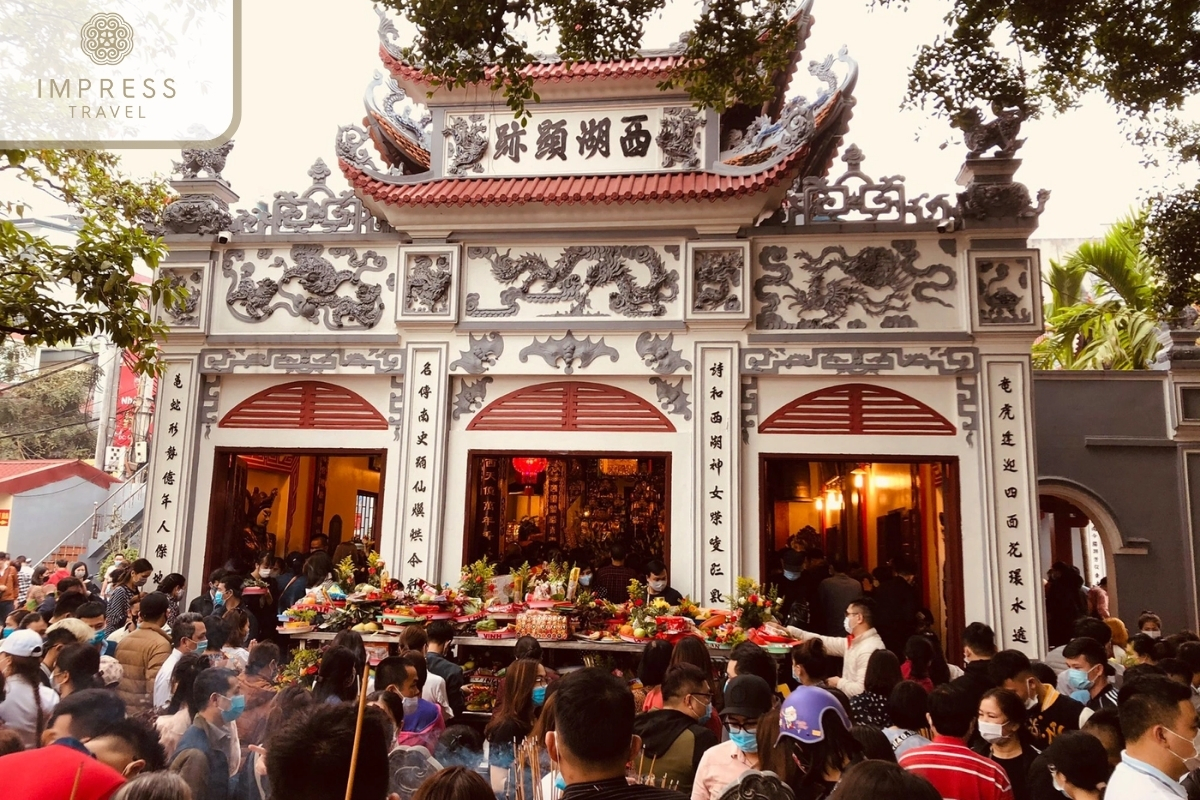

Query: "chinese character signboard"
left=984, top=359, right=1042, bottom=655
left=696, top=343, right=737, bottom=606
left=143, top=360, right=196, bottom=575
left=397, top=344, right=449, bottom=588
left=443, top=104, right=709, bottom=180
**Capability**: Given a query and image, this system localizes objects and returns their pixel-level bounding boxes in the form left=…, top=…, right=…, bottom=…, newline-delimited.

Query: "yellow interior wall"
left=323, top=456, right=381, bottom=544
left=284, top=456, right=313, bottom=555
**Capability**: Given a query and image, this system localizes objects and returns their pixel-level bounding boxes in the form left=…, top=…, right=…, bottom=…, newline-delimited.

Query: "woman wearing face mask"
left=71, top=562, right=102, bottom=600
left=485, top=658, right=545, bottom=793
left=972, top=688, right=1037, bottom=800
left=692, top=675, right=774, bottom=800
left=765, top=685, right=864, bottom=800
left=1044, top=730, right=1112, bottom=800
left=312, top=646, right=360, bottom=705
left=791, top=638, right=831, bottom=688
left=156, top=573, right=186, bottom=627
left=1139, top=611, right=1164, bottom=640
left=51, top=642, right=102, bottom=697
left=104, top=559, right=154, bottom=636
left=156, top=652, right=213, bottom=754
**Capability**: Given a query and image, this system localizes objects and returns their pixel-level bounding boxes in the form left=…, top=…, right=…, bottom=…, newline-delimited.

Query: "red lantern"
left=511, top=457, right=548, bottom=495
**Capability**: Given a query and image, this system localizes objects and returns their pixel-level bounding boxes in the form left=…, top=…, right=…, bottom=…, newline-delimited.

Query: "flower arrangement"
left=620, top=578, right=659, bottom=639
left=528, top=560, right=572, bottom=601
left=458, top=558, right=497, bottom=600
left=278, top=647, right=322, bottom=688
left=731, top=576, right=779, bottom=629
left=335, top=550, right=386, bottom=593
left=573, top=589, right=617, bottom=631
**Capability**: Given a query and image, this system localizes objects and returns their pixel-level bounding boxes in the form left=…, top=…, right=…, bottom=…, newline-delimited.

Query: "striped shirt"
left=897, top=735, right=1014, bottom=800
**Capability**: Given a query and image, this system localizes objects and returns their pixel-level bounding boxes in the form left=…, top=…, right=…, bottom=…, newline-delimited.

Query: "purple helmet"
left=777, top=685, right=852, bottom=744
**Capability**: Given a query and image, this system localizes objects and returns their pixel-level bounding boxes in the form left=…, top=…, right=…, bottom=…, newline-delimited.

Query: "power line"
left=0, top=352, right=100, bottom=394
left=0, top=417, right=98, bottom=442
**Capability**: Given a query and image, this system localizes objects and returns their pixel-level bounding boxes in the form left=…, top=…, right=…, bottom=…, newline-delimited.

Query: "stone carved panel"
left=649, top=377, right=691, bottom=420
left=449, top=333, right=504, bottom=374
left=754, top=239, right=959, bottom=331
left=688, top=241, right=750, bottom=321
left=464, top=244, right=680, bottom=320
left=657, top=107, right=705, bottom=169
left=218, top=245, right=392, bottom=333
left=518, top=331, right=619, bottom=375
left=972, top=251, right=1040, bottom=330
left=231, top=158, right=388, bottom=236
left=443, top=114, right=488, bottom=176
left=162, top=269, right=203, bottom=327
left=399, top=246, right=458, bottom=322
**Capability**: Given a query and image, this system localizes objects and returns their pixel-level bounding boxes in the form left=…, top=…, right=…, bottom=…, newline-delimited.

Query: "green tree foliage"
left=0, top=150, right=187, bottom=375
left=376, top=0, right=799, bottom=117
left=0, top=344, right=102, bottom=460
left=1033, top=214, right=1163, bottom=370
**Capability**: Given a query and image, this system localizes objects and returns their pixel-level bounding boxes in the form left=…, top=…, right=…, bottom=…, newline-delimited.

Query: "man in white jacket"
left=1105, top=675, right=1197, bottom=799
left=785, top=598, right=884, bottom=697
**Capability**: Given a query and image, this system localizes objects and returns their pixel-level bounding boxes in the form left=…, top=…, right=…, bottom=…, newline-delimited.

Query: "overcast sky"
left=17, top=0, right=1193, bottom=240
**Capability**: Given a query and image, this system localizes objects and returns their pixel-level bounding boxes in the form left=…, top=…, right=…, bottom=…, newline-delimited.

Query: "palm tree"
left=1033, top=212, right=1164, bottom=370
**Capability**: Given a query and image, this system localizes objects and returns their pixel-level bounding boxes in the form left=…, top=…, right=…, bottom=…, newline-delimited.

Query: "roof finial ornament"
left=957, top=103, right=1026, bottom=159
left=171, top=140, right=234, bottom=181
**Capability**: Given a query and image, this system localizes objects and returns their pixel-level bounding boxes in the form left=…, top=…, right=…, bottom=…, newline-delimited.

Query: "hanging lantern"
left=511, top=457, right=549, bottom=495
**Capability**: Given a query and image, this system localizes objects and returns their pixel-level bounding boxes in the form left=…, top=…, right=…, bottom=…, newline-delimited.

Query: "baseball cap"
left=720, top=675, right=774, bottom=720
left=46, top=617, right=94, bottom=644
left=0, top=629, right=44, bottom=657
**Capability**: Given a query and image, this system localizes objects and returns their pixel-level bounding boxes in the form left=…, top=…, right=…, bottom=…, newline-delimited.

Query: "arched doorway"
left=1037, top=479, right=1124, bottom=619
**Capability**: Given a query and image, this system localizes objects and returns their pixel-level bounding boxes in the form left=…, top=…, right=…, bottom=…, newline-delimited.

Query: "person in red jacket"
left=898, top=684, right=1014, bottom=800
left=46, top=558, right=71, bottom=587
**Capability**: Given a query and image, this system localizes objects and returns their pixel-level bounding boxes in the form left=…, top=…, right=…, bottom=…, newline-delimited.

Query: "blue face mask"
left=194, top=639, right=208, bottom=654
left=91, top=630, right=106, bottom=647
left=554, top=775, right=567, bottom=791
left=221, top=693, right=245, bottom=723
left=783, top=570, right=802, bottom=581
left=693, top=698, right=712, bottom=724
left=532, top=686, right=547, bottom=706
left=1066, top=668, right=1094, bottom=691
left=1, top=627, right=12, bottom=639
left=213, top=591, right=225, bottom=606
left=728, top=728, right=758, bottom=753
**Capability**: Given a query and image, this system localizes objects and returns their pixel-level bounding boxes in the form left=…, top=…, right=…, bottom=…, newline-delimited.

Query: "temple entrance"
left=204, top=449, right=386, bottom=576
left=462, top=451, right=670, bottom=572
left=1037, top=483, right=1119, bottom=625
left=759, top=456, right=964, bottom=655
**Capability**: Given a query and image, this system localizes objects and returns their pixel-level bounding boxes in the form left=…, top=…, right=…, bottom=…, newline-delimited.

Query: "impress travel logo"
left=0, top=1, right=240, bottom=147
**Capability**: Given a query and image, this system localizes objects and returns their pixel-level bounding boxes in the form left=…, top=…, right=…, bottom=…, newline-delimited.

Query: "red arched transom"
left=467, top=381, right=675, bottom=432
left=759, top=383, right=955, bottom=436
left=219, top=381, right=388, bottom=430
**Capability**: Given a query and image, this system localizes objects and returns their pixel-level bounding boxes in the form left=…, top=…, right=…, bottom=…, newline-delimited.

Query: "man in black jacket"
left=630, top=664, right=718, bottom=793
left=550, top=668, right=687, bottom=800
left=950, top=622, right=997, bottom=707
left=425, top=620, right=465, bottom=718
left=872, top=562, right=920, bottom=655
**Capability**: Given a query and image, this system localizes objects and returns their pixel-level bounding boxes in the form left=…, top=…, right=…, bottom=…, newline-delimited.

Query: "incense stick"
left=67, top=762, right=84, bottom=800
left=344, top=665, right=372, bottom=800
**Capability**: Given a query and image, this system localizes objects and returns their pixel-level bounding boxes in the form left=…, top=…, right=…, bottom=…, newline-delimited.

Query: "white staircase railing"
left=35, top=465, right=149, bottom=566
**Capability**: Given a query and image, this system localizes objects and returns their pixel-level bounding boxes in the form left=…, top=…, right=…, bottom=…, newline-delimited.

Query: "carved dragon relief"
left=163, top=270, right=202, bottom=326
left=449, top=333, right=505, bottom=374
left=754, top=240, right=956, bottom=330
left=464, top=245, right=679, bottom=318
left=656, top=107, right=706, bottom=169
left=404, top=253, right=453, bottom=314
left=443, top=114, right=488, bottom=175
left=649, top=377, right=691, bottom=420
left=693, top=249, right=744, bottom=312
left=221, top=245, right=388, bottom=330
left=518, top=331, right=619, bottom=375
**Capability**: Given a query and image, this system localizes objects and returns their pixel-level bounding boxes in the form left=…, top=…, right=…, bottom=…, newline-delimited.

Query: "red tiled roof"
left=380, top=46, right=682, bottom=88
left=343, top=92, right=847, bottom=209
left=0, top=460, right=119, bottom=495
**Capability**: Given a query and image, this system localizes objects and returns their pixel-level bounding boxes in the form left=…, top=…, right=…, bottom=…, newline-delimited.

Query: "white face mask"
left=844, top=616, right=855, bottom=634
left=648, top=579, right=667, bottom=593
left=259, top=568, right=272, bottom=578
left=1024, top=680, right=1040, bottom=711
left=978, top=720, right=1008, bottom=743
left=1052, top=773, right=1070, bottom=797
left=1165, top=726, right=1200, bottom=764
left=402, top=695, right=419, bottom=715
left=1145, top=629, right=1162, bottom=639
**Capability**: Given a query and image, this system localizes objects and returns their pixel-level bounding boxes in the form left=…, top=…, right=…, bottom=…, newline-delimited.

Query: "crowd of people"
left=2, top=540, right=1199, bottom=800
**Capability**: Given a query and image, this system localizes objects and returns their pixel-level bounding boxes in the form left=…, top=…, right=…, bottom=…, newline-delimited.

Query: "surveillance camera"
left=936, top=218, right=956, bottom=234
left=216, top=230, right=232, bottom=243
